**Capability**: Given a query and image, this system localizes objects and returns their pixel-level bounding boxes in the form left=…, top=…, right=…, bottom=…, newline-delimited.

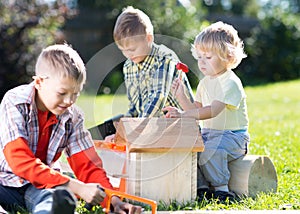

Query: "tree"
left=77, top=0, right=205, bottom=42
left=0, top=0, right=74, bottom=100
left=202, top=0, right=259, bottom=17
left=202, top=0, right=300, bottom=84
left=241, top=6, right=300, bottom=84
left=75, top=0, right=206, bottom=94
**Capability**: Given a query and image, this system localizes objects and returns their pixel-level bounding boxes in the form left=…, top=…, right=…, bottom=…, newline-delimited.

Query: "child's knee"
left=198, top=148, right=227, bottom=165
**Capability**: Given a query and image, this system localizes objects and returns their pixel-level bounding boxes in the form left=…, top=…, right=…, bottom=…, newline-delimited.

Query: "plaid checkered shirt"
left=0, top=83, right=97, bottom=187
left=123, top=43, right=194, bottom=117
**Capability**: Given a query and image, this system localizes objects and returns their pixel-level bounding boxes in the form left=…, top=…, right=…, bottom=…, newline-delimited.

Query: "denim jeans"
left=197, top=128, right=250, bottom=188
left=0, top=184, right=55, bottom=214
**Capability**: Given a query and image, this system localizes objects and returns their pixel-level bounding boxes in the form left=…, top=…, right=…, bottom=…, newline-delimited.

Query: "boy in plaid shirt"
left=113, top=6, right=194, bottom=118
left=0, top=44, right=141, bottom=214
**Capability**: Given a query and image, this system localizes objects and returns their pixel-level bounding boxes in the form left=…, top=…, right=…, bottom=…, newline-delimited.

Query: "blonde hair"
left=113, top=6, right=153, bottom=46
left=35, top=44, right=86, bottom=84
left=192, top=21, right=247, bottom=69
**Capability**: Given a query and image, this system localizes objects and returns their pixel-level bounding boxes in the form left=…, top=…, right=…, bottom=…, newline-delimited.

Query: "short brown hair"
left=35, top=43, right=86, bottom=84
left=113, top=6, right=153, bottom=45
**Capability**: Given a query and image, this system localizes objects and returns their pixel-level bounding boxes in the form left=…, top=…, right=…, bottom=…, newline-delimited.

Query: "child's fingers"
left=104, top=134, right=115, bottom=142
left=171, top=81, right=178, bottom=91
left=165, top=112, right=171, bottom=118
left=162, top=106, right=173, bottom=112
left=171, top=79, right=180, bottom=95
left=162, top=107, right=172, bottom=118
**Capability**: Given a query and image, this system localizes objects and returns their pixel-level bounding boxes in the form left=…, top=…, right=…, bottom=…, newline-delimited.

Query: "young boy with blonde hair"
left=113, top=6, right=194, bottom=118
left=163, top=21, right=250, bottom=202
left=0, top=44, right=141, bottom=213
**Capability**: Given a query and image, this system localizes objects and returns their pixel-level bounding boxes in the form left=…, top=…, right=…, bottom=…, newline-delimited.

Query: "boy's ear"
left=146, top=34, right=154, bottom=44
left=227, top=54, right=235, bottom=66
left=33, top=76, right=43, bottom=90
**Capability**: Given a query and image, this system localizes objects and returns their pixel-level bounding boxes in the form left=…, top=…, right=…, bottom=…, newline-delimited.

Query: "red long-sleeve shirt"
left=0, top=83, right=113, bottom=206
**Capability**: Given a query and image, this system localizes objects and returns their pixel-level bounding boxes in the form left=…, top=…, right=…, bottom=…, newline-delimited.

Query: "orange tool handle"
left=105, top=188, right=157, bottom=214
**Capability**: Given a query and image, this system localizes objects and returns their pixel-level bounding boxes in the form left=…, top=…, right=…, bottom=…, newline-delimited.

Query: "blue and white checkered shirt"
left=123, top=43, right=194, bottom=117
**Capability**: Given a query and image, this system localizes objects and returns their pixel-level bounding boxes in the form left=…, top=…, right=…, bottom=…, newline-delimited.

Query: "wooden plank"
left=126, top=152, right=197, bottom=203
left=115, top=118, right=204, bottom=153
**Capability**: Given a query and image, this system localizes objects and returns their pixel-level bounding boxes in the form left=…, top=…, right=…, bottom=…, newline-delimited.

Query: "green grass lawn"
left=75, top=80, right=300, bottom=212
left=77, top=93, right=129, bottom=129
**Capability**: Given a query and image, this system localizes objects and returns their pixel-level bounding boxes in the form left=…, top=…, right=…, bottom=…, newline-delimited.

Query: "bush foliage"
left=1, top=0, right=300, bottom=98
left=0, top=0, right=74, bottom=99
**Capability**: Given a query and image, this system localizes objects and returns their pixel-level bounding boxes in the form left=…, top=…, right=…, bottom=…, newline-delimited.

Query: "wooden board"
left=115, top=118, right=204, bottom=153
left=126, top=152, right=198, bottom=203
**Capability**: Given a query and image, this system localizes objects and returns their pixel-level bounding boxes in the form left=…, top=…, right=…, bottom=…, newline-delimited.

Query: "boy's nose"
left=198, top=58, right=206, bottom=65
left=64, top=96, right=75, bottom=105
left=126, top=52, right=134, bottom=59
left=122, top=50, right=130, bottom=58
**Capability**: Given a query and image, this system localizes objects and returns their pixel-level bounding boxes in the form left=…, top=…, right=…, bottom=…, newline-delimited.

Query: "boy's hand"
left=171, top=78, right=185, bottom=98
left=111, top=197, right=142, bottom=214
left=162, top=106, right=183, bottom=118
left=67, top=180, right=106, bottom=206
left=104, top=134, right=115, bottom=142
left=81, top=183, right=106, bottom=206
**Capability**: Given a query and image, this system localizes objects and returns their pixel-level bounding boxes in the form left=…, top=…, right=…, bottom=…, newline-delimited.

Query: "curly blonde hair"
left=192, top=21, right=247, bottom=69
